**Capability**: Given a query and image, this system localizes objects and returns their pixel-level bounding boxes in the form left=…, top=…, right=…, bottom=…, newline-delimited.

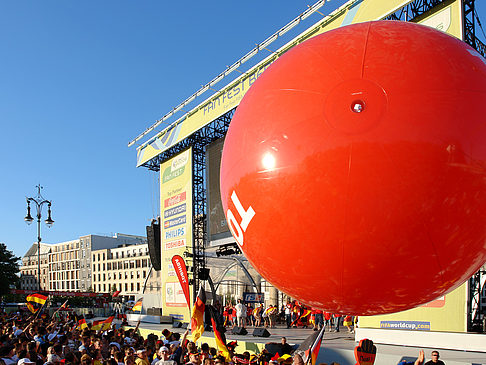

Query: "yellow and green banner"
left=359, top=282, right=468, bottom=333
left=160, top=148, right=193, bottom=322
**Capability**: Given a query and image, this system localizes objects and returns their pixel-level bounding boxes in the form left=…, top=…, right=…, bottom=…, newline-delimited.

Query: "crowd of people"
left=0, top=307, right=446, bottom=365
left=222, top=300, right=355, bottom=334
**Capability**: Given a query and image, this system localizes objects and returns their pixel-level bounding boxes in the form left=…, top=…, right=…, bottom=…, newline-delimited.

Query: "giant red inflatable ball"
left=220, top=21, right=486, bottom=315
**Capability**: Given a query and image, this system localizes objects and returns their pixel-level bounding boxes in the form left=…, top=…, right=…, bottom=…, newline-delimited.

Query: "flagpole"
left=50, top=299, right=68, bottom=319
left=306, top=325, right=326, bottom=365
left=33, top=297, right=48, bottom=320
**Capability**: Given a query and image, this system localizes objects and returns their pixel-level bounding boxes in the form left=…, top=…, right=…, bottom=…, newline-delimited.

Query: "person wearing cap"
left=154, top=347, right=176, bottom=365
left=185, top=352, right=201, bottom=365
left=291, top=354, right=304, bottom=365
left=17, top=359, right=34, bottom=365
left=135, top=349, right=149, bottom=365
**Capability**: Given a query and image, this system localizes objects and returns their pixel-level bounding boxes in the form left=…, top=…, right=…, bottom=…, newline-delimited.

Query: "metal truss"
left=463, top=0, right=486, bottom=57
left=384, top=0, right=485, bottom=58
left=384, top=0, right=446, bottom=22
left=140, top=109, right=234, bottom=298
left=467, top=267, right=486, bottom=332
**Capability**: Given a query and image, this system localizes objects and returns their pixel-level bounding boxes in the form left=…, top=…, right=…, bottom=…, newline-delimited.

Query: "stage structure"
left=131, top=0, right=485, bottom=326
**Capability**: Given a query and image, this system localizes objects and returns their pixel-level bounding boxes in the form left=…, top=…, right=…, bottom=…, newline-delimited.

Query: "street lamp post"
left=24, top=185, right=54, bottom=291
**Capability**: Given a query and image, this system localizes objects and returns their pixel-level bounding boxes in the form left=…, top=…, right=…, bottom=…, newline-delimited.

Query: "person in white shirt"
left=235, top=299, right=247, bottom=328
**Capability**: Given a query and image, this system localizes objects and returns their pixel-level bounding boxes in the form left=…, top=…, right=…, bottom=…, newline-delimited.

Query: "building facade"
left=20, top=243, right=50, bottom=291
left=20, top=233, right=147, bottom=293
left=91, top=242, right=161, bottom=300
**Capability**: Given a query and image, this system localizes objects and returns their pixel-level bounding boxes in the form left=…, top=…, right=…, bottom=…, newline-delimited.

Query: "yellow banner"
left=160, top=148, right=193, bottom=322
left=136, top=0, right=463, bottom=167
left=359, top=282, right=468, bottom=332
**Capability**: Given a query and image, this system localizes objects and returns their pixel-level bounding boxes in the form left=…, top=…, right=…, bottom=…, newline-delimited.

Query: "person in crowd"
left=332, top=314, right=341, bottom=332
left=424, top=351, right=445, bottom=365
left=284, top=301, right=292, bottom=329
left=234, top=300, right=247, bottom=329
left=253, top=304, right=263, bottom=328
left=343, top=316, right=353, bottom=333
left=313, top=309, right=323, bottom=331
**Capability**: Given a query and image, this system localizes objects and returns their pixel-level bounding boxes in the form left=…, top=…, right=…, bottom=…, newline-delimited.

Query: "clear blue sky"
left=1, top=0, right=485, bottom=260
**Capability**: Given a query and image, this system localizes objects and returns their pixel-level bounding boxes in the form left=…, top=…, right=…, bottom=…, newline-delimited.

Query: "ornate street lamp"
left=25, top=185, right=54, bottom=291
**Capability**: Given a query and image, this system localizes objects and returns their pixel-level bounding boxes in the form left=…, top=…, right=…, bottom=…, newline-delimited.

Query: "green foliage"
left=0, top=243, right=20, bottom=297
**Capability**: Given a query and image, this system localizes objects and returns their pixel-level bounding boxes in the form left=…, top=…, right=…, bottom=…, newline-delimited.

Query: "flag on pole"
left=190, top=286, right=206, bottom=342
left=78, top=318, right=88, bottom=330
left=102, top=315, right=115, bottom=330
left=208, top=305, right=230, bottom=361
left=91, top=320, right=104, bottom=331
left=26, top=302, right=38, bottom=313
left=132, top=299, right=143, bottom=312
left=296, top=325, right=325, bottom=365
left=26, top=293, right=47, bottom=305
left=307, top=326, right=326, bottom=365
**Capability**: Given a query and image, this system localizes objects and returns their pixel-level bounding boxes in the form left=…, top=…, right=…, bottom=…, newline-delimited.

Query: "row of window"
left=49, top=261, right=80, bottom=271
left=93, top=249, right=149, bottom=261
left=50, top=281, right=78, bottom=290
left=95, top=282, right=160, bottom=293
left=93, top=270, right=147, bottom=282
left=92, top=259, right=150, bottom=272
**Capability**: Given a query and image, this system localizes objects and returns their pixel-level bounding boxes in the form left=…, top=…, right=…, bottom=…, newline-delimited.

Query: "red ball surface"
left=220, top=21, right=486, bottom=315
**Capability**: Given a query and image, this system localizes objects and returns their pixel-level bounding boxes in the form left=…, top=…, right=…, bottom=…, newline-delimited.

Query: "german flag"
left=208, top=305, right=230, bottom=361
left=78, top=318, right=88, bottom=330
left=190, top=286, right=206, bottom=342
left=91, top=319, right=104, bottom=331
left=26, top=293, right=47, bottom=305
left=132, top=298, right=143, bottom=312
left=26, top=302, right=38, bottom=313
left=298, top=325, right=325, bottom=365
left=102, top=315, right=115, bottom=330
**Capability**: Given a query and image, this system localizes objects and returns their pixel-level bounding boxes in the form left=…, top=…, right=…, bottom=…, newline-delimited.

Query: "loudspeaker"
left=231, top=327, right=248, bottom=335
left=198, top=268, right=210, bottom=280
left=264, top=343, right=282, bottom=355
left=253, top=328, right=271, bottom=337
left=146, top=220, right=161, bottom=271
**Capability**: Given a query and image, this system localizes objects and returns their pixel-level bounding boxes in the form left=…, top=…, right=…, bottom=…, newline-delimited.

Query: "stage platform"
left=119, top=320, right=485, bottom=365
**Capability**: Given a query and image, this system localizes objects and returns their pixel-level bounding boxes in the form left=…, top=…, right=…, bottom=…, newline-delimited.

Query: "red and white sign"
left=171, top=255, right=191, bottom=309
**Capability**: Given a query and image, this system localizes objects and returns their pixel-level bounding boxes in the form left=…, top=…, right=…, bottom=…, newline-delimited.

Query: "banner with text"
left=161, top=148, right=193, bottom=321
left=359, top=282, right=467, bottom=332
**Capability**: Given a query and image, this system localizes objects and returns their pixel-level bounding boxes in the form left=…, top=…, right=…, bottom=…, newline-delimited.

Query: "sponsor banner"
left=172, top=255, right=191, bottom=309
left=359, top=282, right=467, bottom=332
left=165, top=282, right=188, bottom=307
left=165, top=239, right=186, bottom=251
left=380, top=321, right=431, bottom=331
left=164, top=203, right=186, bottom=219
left=161, top=149, right=193, bottom=320
left=164, top=215, right=186, bottom=229
left=243, top=292, right=264, bottom=303
left=136, top=0, right=462, bottom=167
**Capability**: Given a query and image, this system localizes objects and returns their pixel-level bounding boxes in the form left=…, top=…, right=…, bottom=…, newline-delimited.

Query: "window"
left=137, top=283, right=140, bottom=291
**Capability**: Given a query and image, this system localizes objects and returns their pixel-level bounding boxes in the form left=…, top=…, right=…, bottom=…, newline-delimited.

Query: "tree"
left=0, top=243, right=20, bottom=297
